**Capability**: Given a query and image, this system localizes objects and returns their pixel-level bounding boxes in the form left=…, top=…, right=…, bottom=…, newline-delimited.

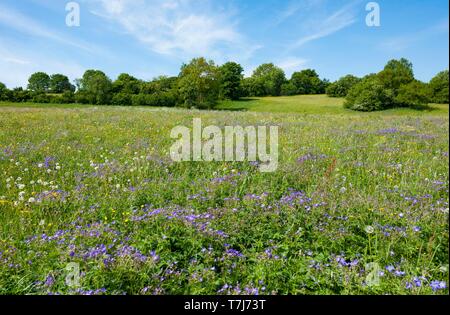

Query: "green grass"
left=0, top=95, right=448, bottom=295
left=217, top=95, right=449, bottom=116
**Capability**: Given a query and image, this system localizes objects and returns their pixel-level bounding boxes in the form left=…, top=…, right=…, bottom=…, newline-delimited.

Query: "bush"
left=131, top=92, right=178, bottom=107
left=395, top=81, right=430, bottom=108
left=281, top=82, right=298, bottom=96
left=0, top=82, right=10, bottom=101
left=49, top=95, right=63, bottom=104
left=429, top=70, right=449, bottom=104
left=326, top=75, right=360, bottom=97
left=32, top=93, right=51, bottom=103
left=61, top=91, right=75, bottom=104
left=9, top=88, right=32, bottom=102
left=112, top=93, right=133, bottom=106
left=75, top=91, right=92, bottom=104
left=345, top=78, right=395, bottom=111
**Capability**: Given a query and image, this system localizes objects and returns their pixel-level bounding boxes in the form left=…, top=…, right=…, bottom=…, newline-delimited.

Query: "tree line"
left=0, top=57, right=448, bottom=111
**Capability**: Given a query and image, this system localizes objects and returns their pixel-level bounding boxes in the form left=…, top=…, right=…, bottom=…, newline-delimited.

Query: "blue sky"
left=0, top=0, right=448, bottom=88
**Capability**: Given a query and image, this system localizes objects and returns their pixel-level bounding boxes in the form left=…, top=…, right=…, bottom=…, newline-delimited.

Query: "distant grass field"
left=217, top=95, right=449, bottom=116
left=0, top=95, right=448, bottom=295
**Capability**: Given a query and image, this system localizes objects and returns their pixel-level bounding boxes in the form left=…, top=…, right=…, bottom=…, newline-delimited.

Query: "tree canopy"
left=219, top=62, right=244, bottom=100
left=76, top=70, right=113, bottom=105
left=345, top=58, right=435, bottom=111
left=326, top=75, right=361, bottom=97
left=250, top=63, right=286, bottom=96
left=28, top=72, right=51, bottom=93
left=177, top=57, right=221, bottom=109
left=50, top=74, right=75, bottom=93
left=291, top=69, right=326, bottom=95
left=1, top=57, right=447, bottom=111
left=429, top=70, right=449, bottom=104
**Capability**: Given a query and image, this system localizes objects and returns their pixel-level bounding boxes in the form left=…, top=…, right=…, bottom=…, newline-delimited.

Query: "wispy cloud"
left=273, top=0, right=325, bottom=26
left=0, top=36, right=85, bottom=88
left=87, top=0, right=257, bottom=62
left=0, top=3, right=100, bottom=53
left=380, top=19, right=449, bottom=52
left=288, top=1, right=359, bottom=50
left=277, top=57, right=309, bottom=77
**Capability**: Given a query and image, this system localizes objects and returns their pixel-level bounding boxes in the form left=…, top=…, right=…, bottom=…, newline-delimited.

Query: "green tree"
left=281, top=82, right=298, bottom=96
left=177, top=57, right=220, bottom=109
left=326, top=75, right=361, bottom=97
left=377, top=58, right=414, bottom=92
left=251, top=63, right=286, bottom=96
left=0, top=82, right=9, bottom=101
left=241, top=77, right=265, bottom=97
left=345, top=77, right=394, bottom=111
left=291, top=69, right=325, bottom=94
left=112, top=73, right=141, bottom=94
left=50, top=74, right=75, bottom=93
left=141, top=76, right=178, bottom=94
left=10, top=87, right=32, bottom=102
left=219, top=62, right=244, bottom=100
left=395, top=80, right=430, bottom=108
left=428, top=70, right=449, bottom=104
left=27, top=72, right=50, bottom=92
left=77, top=70, right=113, bottom=105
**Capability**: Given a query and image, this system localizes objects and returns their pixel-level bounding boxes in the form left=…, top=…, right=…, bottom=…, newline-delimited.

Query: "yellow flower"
left=0, top=200, right=9, bottom=204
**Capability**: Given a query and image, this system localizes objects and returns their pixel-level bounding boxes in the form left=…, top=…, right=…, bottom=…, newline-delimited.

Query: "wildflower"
left=44, top=275, right=55, bottom=287
left=430, top=281, right=447, bottom=291
left=28, top=197, right=36, bottom=203
left=413, top=277, right=422, bottom=287
left=394, top=270, right=406, bottom=277
left=386, top=265, right=395, bottom=272
left=365, top=226, right=375, bottom=234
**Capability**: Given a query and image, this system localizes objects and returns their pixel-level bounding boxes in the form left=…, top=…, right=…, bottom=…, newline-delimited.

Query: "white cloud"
left=0, top=3, right=102, bottom=53
left=0, top=37, right=85, bottom=88
left=380, top=19, right=449, bottom=52
left=274, top=0, right=325, bottom=26
left=277, top=57, right=309, bottom=77
left=289, top=2, right=359, bottom=50
left=88, top=0, right=256, bottom=61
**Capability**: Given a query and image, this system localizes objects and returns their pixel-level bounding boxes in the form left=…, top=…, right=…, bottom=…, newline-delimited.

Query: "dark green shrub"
left=9, top=88, right=32, bottom=102
left=32, top=93, right=51, bottom=103
left=429, top=70, right=449, bottom=104
left=0, top=82, right=10, bottom=101
left=112, top=93, right=133, bottom=106
left=326, top=75, right=361, bottom=97
left=61, top=91, right=75, bottom=103
left=281, top=82, right=298, bottom=96
left=131, top=92, right=178, bottom=107
left=345, top=78, right=395, bottom=111
left=395, top=81, right=431, bottom=108
left=75, top=91, right=92, bottom=104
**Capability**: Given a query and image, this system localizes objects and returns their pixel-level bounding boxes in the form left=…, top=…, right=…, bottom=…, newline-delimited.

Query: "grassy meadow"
left=0, top=95, right=448, bottom=295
